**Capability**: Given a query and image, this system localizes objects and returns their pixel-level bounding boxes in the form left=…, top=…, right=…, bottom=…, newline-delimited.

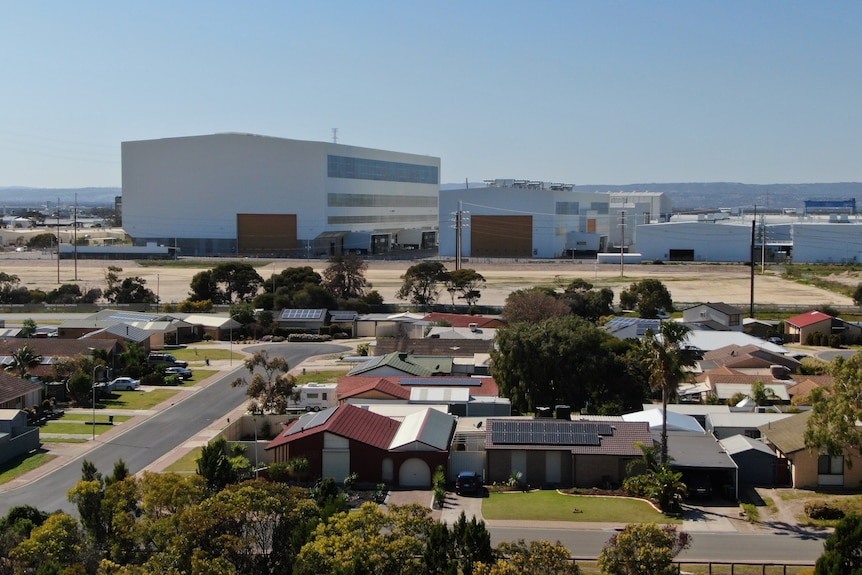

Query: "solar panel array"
left=402, top=377, right=480, bottom=387
left=283, top=407, right=337, bottom=436
left=490, top=420, right=613, bottom=446
left=108, top=311, right=161, bottom=323
left=280, top=309, right=325, bottom=320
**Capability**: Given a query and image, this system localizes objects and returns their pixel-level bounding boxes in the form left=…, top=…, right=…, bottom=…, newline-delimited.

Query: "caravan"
left=289, top=383, right=338, bottom=412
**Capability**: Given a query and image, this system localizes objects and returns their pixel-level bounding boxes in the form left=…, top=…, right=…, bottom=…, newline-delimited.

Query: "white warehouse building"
left=439, top=180, right=671, bottom=259
left=122, top=133, right=441, bottom=256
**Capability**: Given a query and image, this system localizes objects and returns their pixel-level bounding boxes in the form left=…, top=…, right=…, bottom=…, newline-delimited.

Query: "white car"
left=110, top=377, right=141, bottom=391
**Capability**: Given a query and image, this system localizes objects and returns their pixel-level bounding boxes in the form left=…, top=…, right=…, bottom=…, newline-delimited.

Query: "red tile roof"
left=0, top=339, right=116, bottom=357
left=338, top=377, right=411, bottom=401
left=337, top=375, right=500, bottom=398
left=785, top=310, right=833, bottom=328
left=266, top=404, right=400, bottom=451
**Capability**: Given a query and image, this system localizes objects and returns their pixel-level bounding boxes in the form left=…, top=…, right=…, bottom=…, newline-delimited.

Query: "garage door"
left=399, top=458, right=431, bottom=487
left=322, top=450, right=350, bottom=482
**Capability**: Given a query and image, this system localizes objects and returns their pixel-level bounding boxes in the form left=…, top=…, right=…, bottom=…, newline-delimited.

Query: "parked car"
left=455, top=471, right=481, bottom=496
left=165, top=366, right=193, bottom=380
left=147, top=353, right=188, bottom=368
left=109, top=377, right=141, bottom=391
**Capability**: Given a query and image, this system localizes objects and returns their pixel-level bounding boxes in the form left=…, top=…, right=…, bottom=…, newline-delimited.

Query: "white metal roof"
left=409, top=387, right=471, bottom=403
left=388, top=408, right=455, bottom=451
left=622, top=408, right=705, bottom=433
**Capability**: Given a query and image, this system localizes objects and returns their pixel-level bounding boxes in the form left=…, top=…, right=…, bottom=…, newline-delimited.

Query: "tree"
left=20, top=318, right=37, bottom=338
left=639, top=321, right=695, bottom=465
left=104, top=268, right=158, bottom=304
left=322, top=254, right=369, bottom=300
left=805, top=354, right=862, bottom=467
left=854, top=284, right=862, bottom=308
left=443, top=268, right=486, bottom=307
left=815, top=513, right=862, bottom=575
left=26, top=232, right=58, bottom=249
left=0, top=272, right=21, bottom=304
left=197, top=437, right=238, bottom=493
left=492, top=315, right=647, bottom=414
left=620, top=279, right=674, bottom=318
left=396, top=261, right=447, bottom=305
left=474, top=539, right=580, bottom=575
left=231, top=350, right=297, bottom=414
left=7, top=344, right=42, bottom=378
left=561, top=279, right=614, bottom=322
left=118, top=341, right=149, bottom=379
left=597, top=523, right=690, bottom=575
left=502, top=287, right=571, bottom=324
left=8, top=513, right=86, bottom=573
left=189, top=262, right=264, bottom=304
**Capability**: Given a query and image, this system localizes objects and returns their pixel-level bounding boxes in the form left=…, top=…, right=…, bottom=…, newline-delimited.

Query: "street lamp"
left=92, top=364, right=105, bottom=440
left=253, top=416, right=259, bottom=479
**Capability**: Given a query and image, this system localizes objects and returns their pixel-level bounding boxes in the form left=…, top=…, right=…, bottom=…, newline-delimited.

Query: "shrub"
left=805, top=500, right=845, bottom=520
left=268, top=461, right=290, bottom=482
left=287, top=333, right=332, bottom=342
left=343, top=471, right=358, bottom=492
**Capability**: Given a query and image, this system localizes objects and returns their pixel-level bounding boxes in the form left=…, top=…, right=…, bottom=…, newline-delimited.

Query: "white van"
left=289, top=383, right=338, bottom=412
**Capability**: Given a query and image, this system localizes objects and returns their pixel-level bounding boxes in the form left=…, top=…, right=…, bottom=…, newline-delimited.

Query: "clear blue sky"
left=2, top=1, right=860, bottom=188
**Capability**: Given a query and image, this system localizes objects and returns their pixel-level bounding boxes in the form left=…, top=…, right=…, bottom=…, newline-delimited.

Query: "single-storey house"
left=346, top=352, right=454, bottom=377
left=662, top=430, right=739, bottom=499
left=759, top=411, right=862, bottom=488
left=265, top=404, right=455, bottom=486
left=0, top=373, right=43, bottom=410
left=784, top=310, right=862, bottom=345
left=705, top=412, right=794, bottom=440
left=0, top=409, right=40, bottom=466
left=484, top=418, right=653, bottom=488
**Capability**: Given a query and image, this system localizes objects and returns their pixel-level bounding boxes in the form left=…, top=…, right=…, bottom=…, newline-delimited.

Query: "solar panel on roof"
left=490, top=420, right=610, bottom=446
left=402, top=377, right=480, bottom=387
left=109, top=311, right=160, bottom=322
left=280, top=309, right=325, bottom=320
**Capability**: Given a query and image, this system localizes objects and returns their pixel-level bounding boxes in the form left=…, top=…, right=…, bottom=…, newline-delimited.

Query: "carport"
left=662, top=431, right=739, bottom=500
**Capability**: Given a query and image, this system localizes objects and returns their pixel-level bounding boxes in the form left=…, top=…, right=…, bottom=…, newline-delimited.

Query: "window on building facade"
left=327, top=155, right=439, bottom=184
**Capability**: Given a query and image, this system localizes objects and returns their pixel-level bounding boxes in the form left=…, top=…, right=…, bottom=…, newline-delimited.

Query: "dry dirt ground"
left=0, top=254, right=855, bottom=309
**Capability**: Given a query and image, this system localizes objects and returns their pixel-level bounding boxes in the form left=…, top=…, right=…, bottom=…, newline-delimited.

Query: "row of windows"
left=328, top=193, right=437, bottom=208
left=327, top=155, right=439, bottom=184
left=328, top=214, right=436, bottom=225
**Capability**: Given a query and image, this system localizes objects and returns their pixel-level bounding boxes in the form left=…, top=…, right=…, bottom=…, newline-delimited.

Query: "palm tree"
left=8, top=344, right=43, bottom=378
left=640, top=321, right=696, bottom=465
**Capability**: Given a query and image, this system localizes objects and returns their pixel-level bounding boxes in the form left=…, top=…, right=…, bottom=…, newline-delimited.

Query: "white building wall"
left=439, top=187, right=615, bottom=258
left=635, top=221, right=752, bottom=262
left=792, top=223, right=862, bottom=263
left=122, top=133, right=440, bottom=254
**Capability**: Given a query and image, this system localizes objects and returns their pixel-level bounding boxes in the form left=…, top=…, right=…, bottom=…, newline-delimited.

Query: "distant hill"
left=0, top=187, right=120, bottom=207
left=445, top=182, right=862, bottom=212
left=3, top=182, right=862, bottom=212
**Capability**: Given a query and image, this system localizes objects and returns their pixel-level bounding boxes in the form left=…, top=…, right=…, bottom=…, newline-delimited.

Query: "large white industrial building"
left=636, top=215, right=862, bottom=264
left=122, top=133, right=441, bottom=256
left=439, top=180, right=671, bottom=259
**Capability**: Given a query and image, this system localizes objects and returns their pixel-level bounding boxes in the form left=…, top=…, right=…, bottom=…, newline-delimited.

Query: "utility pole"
left=750, top=205, right=756, bottom=318
left=56, top=197, right=60, bottom=283
left=73, top=193, right=78, bottom=281
left=619, top=210, right=626, bottom=277
left=455, top=204, right=462, bottom=271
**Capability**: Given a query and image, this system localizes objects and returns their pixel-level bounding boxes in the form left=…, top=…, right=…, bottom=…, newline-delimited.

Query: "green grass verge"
left=163, top=447, right=202, bottom=474
left=187, top=369, right=218, bottom=382
left=172, top=348, right=244, bottom=362
left=60, top=414, right=132, bottom=423
left=42, top=421, right=117, bottom=435
left=40, top=438, right=88, bottom=444
left=101, top=389, right=181, bottom=410
left=294, top=369, right=350, bottom=386
left=481, top=490, right=679, bottom=523
left=0, top=453, right=57, bottom=486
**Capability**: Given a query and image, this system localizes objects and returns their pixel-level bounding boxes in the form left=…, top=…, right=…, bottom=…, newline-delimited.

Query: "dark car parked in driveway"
left=455, top=471, right=481, bottom=496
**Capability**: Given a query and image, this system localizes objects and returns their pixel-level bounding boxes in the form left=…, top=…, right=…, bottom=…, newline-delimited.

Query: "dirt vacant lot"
left=0, top=254, right=854, bottom=309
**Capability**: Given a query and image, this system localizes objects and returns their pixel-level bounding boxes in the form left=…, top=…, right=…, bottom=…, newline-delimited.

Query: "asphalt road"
left=490, top=526, right=827, bottom=564
left=0, top=342, right=348, bottom=516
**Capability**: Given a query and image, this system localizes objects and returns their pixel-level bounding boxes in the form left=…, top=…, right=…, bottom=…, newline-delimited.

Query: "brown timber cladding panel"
left=470, top=215, right=532, bottom=258
left=237, top=214, right=297, bottom=254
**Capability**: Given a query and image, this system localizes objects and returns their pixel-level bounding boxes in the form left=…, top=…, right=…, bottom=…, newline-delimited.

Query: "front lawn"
left=0, top=453, right=56, bottom=486
left=42, top=421, right=117, bottom=435
left=60, top=414, right=132, bottom=423
left=172, top=347, right=243, bottom=363
left=482, top=490, right=678, bottom=524
left=101, top=389, right=180, bottom=410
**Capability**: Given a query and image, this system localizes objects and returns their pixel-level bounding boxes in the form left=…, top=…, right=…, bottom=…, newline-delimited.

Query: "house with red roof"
left=265, top=404, right=455, bottom=487
left=784, top=310, right=862, bottom=344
